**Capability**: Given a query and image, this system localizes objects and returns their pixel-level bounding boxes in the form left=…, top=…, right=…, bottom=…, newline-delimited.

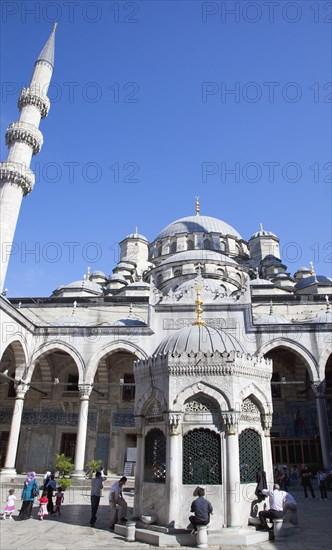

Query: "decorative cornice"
left=0, top=161, right=35, bottom=195
left=18, top=87, right=50, bottom=119
left=6, top=121, right=43, bottom=155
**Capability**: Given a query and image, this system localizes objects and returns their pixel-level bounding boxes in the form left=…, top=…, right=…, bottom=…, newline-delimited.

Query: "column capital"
left=166, top=412, right=181, bottom=435
left=222, top=411, right=239, bottom=435
left=78, top=384, right=92, bottom=400
left=261, top=412, right=273, bottom=434
left=14, top=382, right=29, bottom=399
left=312, top=381, right=326, bottom=398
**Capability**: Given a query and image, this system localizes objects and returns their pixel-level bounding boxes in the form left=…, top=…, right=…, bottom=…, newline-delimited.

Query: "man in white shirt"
left=108, top=476, right=128, bottom=530
left=259, top=484, right=287, bottom=531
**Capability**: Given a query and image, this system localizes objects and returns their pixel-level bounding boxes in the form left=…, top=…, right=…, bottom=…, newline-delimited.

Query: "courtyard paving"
left=0, top=477, right=330, bottom=550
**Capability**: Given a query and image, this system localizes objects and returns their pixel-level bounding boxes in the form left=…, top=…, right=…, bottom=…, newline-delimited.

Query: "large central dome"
left=155, top=215, right=242, bottom=241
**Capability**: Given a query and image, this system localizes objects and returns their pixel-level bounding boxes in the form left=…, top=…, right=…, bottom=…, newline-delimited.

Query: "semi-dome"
left=154, top=324, right=245, bottom=355
left=155, top=215, right=242, bottom=240
left=160, top=250, right=238, bottom=266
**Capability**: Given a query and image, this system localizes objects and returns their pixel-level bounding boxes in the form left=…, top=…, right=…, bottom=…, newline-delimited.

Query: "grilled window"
left=239, top=429, right=263, bottom=483
left=183, top=428, right=221, bottom=485
left=144, top=428, right=166, bottom=483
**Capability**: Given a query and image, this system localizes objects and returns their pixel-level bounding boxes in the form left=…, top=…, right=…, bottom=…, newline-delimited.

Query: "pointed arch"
left=135, top=386, right=167, bottom=416
left=173, top=381, right=231, bottom=411
left=0, top=339, right=28, bottom=377
left=28, top=341, right=84, bottom=383
left=318, top=344, right=332, bottom=381
left=238, top=383, right=272, bottom=416
left=256, top=338, right=318, bottom=380
left=85, top=340, right=148, bottom=383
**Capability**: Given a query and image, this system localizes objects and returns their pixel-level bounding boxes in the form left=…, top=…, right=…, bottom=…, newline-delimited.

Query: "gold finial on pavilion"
left=310, top=261, right=315, bottom=275
left=259, top=223, right=263, bottom=232
left=195, top=196, right=200, bottom=216
left=192, top=283, right=205, bottom=326
left=53, top=22, right=58, bottom=31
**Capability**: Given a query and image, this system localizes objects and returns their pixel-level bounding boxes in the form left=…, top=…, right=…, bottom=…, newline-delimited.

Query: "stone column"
left=72, top=384, right=92, bottom=477
left=261, top=413, right=274, bottom=484
left=166, top=412, right=182, bottom=527
left=222, top=411, right=240, bottom=528
left=133, top=415, right=144, bottom=517
left=312, top=383, right=331, bottom=469
left=1, top=383, right=28, bottom=476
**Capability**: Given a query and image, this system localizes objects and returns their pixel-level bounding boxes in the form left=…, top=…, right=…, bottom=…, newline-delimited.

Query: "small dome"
left=125, top=232, right=148, bottom=241
left=249, top=229, right=277, bottom=240
left=155, top=215, right=242, bottom=240
left=91, top=270, right=106, bottom=278
left=294, top=275, right=332, bottom=291
left=108, top=274, right=127, bottom=283
left=160, top=250, right=238, bottom=266
left=113, top=317, right=146, bottom=326
left=255, top=313, right=289, bottom=324
left=311, top=312, right=332, bottom=324
left=250, top=278, right=274, bottom=286
left=154, top=324, right=245, bottom=355
left=295, top=266, right=311, bottom=273
left=52, top=279, right=103, bottom=296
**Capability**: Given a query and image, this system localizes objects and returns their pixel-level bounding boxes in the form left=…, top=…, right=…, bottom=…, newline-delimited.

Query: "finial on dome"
left=310, top=261, right=315, bottom=275
left=325, top=295, right=330, bottom=312
left=87, top=266, right=91, bottom=280
left=135, top=226, right=138, bottom=236
left=192, top=283, right=205, bottom=326
left=255, top=267, right=259, bottom=279
left=259, top=223, right=263, bottom=232
left=195, top=196, right=200, bottom=216
left=269, top=300, right=274, bottom=315
left=53, top=22, right=58, bottom=31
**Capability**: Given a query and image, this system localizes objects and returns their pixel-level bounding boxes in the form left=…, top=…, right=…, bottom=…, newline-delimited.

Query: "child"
left=54, top=487, right=64, bottom=516
left=38, top=491, right=48, bottom=521
left=3, top=489, right=16, bottom=519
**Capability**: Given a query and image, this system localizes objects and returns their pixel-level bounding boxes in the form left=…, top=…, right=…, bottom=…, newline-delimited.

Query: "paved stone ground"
left=0, top=478, right=330, bottom=550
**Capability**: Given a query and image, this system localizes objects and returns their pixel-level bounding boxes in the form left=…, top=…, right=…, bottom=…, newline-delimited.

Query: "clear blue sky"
left=1, top=0, right=331, bottom=296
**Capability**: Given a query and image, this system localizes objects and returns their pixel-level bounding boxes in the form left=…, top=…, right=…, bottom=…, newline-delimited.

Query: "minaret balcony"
left=18, top=87, right=50, bottom=119
left=6, top=121, right=43, bottom=155
left=0, top=161, right=35, bottom=195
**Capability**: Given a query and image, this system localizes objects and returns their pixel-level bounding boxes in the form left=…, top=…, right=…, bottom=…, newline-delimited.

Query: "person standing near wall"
left=108, top=476, right=128, bottom=530
left=90, top=471, right=104, bottom=527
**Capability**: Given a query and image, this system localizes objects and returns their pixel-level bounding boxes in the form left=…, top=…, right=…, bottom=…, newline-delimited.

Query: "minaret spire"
left=0, top=27, right=56, bottom=291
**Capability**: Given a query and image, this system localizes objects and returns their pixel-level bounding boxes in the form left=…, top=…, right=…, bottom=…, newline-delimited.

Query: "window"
left=239, top=429, right=263, bottom=483
left=157, top=274, right=163, bottom=285
left=67, top=374, right=78, bottom=391
left=174, top=269, right=182, bottom=277
left=183, top=428, right=221, bottom=485
left=204, top=239, right=212, bottom=250
left=187, top=239, right=194, bottom=250
left=122, top=373, right=135, bottom=401
left=170, top=241, right=177, bottom=254
left=144, top=428, right=166, bottom=483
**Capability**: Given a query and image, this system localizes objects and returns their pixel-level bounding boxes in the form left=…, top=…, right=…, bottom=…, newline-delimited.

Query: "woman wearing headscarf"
left=18, top=471, right=39, bottom=520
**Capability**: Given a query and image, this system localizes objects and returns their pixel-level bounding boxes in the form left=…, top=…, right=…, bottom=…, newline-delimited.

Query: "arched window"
left=187, top=239, right=194, bottom=250
left=157, top=274, right=163, bottom=285
left=144, top=428, right=166, bottom=483
left=170, top=241, right=177, bottom=254
left=183, top=428, right=221, bottom=485
left=239, top=428, right=263, bottom=483
left=204, top=239, right=212, bottom=250
left=220, top=240, right=226, bottom=252
left=174, top=269, right=181, bottom=277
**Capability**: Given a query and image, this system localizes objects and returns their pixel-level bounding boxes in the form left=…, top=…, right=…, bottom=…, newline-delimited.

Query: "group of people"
left=258, top=484, right=298, bottom=531
left=2, top=471, right=64, bottom=521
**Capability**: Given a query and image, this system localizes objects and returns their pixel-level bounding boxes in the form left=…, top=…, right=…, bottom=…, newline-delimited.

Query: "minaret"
left=0, top=25, right=56, bottom=292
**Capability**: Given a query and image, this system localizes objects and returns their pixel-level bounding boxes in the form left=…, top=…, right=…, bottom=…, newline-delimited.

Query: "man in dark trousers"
left=189, top=487, right=213, bottom=534
left=90, top=471, right=104, bottom=527
left=300, top=464, right=316, bottom=498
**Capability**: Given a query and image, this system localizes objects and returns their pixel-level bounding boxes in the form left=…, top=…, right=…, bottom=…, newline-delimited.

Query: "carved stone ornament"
left=222, top=411, right=239, bottom=435
left=261, top=413, right=273, bottom=434
left=18, top=87, right=50, bottom=119
left=167, top=412, right=181, bottom=435
left=6, top=121, right=43, bottom=155
left=14, top=382, right=29, bottom=399
left=0, top=161, right=35, bottom=195
left=78, top=384, right=92, bottom=399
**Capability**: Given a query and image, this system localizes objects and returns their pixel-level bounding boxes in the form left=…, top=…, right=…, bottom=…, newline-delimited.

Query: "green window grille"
left=239, top=428, right=263, bottom=483
left=144, top=428, right=166, bottom=483
left=183, top=428, right=221, bottom=485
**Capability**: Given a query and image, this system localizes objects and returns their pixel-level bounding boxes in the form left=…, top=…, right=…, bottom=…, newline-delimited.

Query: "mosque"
left=0, top=27, right=331, bottom=529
